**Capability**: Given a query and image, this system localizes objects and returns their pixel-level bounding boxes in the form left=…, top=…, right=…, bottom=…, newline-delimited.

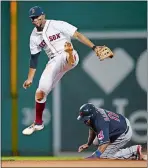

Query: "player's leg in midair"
left=22, top=42, right=79, bottom=135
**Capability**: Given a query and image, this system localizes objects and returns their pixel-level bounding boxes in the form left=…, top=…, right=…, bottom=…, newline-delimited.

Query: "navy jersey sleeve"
left=95, top=118, right=110, bottom=146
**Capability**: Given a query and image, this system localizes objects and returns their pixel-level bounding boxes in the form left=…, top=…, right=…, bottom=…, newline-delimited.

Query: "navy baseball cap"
left=29, top=6, right=44, bottom=18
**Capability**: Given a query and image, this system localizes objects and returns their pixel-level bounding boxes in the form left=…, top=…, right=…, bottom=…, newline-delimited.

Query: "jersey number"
left=107, top=111, right=120, bottom=122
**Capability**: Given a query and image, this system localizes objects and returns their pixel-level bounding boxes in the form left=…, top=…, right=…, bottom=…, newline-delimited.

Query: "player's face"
left=31, top=15, right=45, bottom=28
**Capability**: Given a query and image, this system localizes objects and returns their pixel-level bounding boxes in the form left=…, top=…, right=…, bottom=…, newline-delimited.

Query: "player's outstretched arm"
left=78, top=128, right=96, bottom=152
left=73, top=31, right=96, bottom=49
left=23, top=68, right=36, bottom=89
left=73, top=31, right=113, bottom=61
left=85, top=142, right=110, bottom=159
left=87, top=128, right=96, bottom=146
left=23, top=52, right=40, bottom=89
left=97, top=142, right=110, bottom=153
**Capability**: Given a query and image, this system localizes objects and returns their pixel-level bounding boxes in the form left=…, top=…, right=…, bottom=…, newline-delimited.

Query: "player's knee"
left=35, top=90, right=46, bottom=102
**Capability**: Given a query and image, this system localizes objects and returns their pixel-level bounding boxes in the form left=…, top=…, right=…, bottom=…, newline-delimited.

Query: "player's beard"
left=36, top=22, right=44, bottom=31
left=36, top=25, right=43, bottom=32
left=36, top=19, right=46, bottom=32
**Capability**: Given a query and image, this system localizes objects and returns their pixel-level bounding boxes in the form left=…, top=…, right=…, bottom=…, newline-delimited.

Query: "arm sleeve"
left=53, top=20, right=78, bottom=37
left=29, top=52, right=40, bottom=69
left=30, top=36, right=41, bottom=55
left=96, top=120, right=110, bottom=146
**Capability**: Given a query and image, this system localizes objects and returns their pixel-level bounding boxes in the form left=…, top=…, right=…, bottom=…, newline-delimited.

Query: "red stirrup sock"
left=35, top=101, right=46, bottom=125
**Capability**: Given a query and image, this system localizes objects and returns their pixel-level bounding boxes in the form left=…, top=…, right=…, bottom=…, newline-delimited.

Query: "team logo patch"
left=98, top=130, right=104, bottom=140
left=31, top=8, right=35, bottom=14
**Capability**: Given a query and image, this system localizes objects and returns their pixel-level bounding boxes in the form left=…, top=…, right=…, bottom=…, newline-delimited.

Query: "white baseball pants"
left=36, top=50, right=79, bottom=103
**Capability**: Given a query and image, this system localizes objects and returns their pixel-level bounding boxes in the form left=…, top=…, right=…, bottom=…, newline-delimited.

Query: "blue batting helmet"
left=77, top=103, right=96, bottom=121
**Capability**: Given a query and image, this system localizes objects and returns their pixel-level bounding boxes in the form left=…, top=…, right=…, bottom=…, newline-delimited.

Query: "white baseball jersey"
left=29, top=20, right=77, bottom=58
left=30, top=20, right=79, bottom=101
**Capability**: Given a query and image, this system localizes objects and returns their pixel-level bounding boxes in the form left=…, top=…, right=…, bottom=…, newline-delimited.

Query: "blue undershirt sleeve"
left=29, top=52, right=40, bottom=69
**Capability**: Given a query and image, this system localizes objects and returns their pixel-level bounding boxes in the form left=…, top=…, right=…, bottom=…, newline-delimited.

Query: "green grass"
left=2, top=156, right=83, bottom=161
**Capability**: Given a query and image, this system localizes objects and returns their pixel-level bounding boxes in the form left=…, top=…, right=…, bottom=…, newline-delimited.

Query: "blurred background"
left=2, top=1, right=147, bottom=156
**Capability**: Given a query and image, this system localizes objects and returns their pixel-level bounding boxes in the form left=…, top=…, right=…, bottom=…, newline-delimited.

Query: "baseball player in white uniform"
left=22, top=6, right=113, bottom=135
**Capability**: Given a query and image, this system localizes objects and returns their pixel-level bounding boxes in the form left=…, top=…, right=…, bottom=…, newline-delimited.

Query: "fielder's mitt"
left=98, top=46, right=113, bottom=61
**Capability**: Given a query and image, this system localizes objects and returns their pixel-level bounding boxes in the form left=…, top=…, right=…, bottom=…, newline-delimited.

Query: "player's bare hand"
left=23, top=79, right=32, bottom=89
left=78, top=143, right=89, bottom=152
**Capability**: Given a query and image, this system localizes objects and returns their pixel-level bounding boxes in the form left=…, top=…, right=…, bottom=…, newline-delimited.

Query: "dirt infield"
left=2, top=160, right=147, bottom=167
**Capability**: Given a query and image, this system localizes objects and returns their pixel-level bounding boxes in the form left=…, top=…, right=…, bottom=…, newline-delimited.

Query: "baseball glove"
left=97, top=46, right=113, bottom=61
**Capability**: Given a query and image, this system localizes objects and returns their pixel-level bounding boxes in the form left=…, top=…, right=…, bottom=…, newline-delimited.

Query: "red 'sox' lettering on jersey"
left=49, top=33, right=61, bottom=42
left=39, top=40, right=46, bottom=48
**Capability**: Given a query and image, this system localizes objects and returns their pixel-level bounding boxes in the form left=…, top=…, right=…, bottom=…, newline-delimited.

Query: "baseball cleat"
left=136, top=145, right=144, bottom=160
left=64, top=42, right=75, bottom=65
left=22, top=122, right=44, bottom=135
